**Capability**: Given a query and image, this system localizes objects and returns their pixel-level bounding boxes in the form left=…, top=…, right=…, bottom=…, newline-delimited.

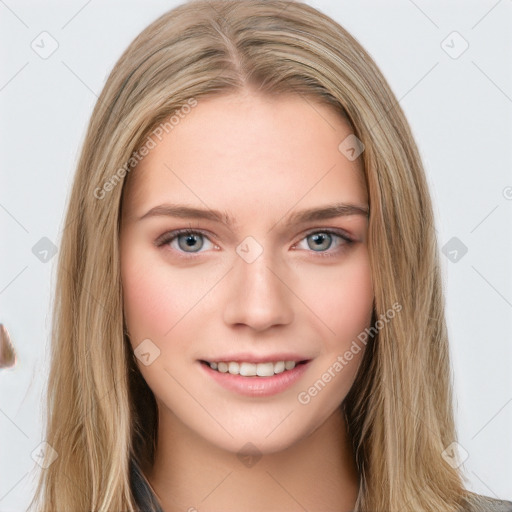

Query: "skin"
left=120, top=89, right=374, bottom=512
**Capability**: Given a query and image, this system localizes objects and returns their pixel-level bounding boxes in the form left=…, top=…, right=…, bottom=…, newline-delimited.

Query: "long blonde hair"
left=30, top=0, right=478, bottom=510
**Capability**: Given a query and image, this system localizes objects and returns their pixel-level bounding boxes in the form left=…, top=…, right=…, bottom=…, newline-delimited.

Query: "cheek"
left=123, top=267, right=163, bottom=343
left=295, top=254, right=373, bottom=412
left=300, top=249, right=374, bottom=347
left=337, top=257, right=374, bottom=334
left=121, top=245, right=186, bottom=343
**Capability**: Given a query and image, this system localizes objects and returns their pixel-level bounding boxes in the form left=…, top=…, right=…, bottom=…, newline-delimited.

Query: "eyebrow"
left=137, top=202, right=369, bottom=228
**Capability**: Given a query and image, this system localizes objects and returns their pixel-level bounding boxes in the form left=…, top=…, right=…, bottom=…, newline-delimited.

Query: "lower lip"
left=198, top=360, right=311, bottom=397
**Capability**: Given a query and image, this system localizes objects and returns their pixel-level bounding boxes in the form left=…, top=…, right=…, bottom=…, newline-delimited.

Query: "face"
left=120, top=90, right=374, bottom=455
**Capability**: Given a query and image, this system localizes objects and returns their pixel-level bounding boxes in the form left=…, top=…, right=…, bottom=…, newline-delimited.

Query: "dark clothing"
left=130, top=460, right=512, bottom=512
left=130, top=459, right=164, bottom=512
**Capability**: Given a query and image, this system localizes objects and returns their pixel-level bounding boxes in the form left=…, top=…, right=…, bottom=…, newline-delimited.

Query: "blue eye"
left=156, top=229, right=215, bottom=254
left=297, top=230, right=353, bottom=255
left=155, top=228, right=353, bottom=258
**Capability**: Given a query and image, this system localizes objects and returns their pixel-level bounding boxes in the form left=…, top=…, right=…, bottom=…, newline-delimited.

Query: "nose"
left=222, top=247, right=294, bottom=332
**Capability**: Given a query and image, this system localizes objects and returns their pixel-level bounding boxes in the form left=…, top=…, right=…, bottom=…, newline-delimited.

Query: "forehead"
left=122, top=91, right=367, bottom=220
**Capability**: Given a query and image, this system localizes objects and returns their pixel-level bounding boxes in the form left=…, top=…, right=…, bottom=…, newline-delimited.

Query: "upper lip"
left=200, top=353, right=311, bottom=364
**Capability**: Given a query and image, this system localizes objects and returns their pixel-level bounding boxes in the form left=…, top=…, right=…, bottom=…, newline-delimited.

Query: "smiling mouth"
left=200, top=360, right=309, bottom=377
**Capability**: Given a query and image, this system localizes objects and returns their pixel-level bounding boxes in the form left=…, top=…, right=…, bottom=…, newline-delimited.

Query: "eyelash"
left=155, top=228, right=354, bottom=259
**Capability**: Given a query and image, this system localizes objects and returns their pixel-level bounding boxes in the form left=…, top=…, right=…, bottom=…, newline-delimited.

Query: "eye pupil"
left=179, top=233, right=203, bottom=252
left=308, top=233, right=331, bottom=251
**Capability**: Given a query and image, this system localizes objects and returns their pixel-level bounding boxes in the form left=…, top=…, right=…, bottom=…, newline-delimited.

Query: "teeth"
left=284, top=360, right=296, bottom=370
left=208, top=360, right=298, bottom=376
left=228, top=362, right=239, bottom=374
left=240, top=362, right=256, bottom=376
left=256, top=362, right=274, bottom=377
left=274, top=361, right=285, bottom=374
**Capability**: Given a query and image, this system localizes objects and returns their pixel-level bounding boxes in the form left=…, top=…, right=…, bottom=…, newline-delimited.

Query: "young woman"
left=30, top=0, right=512, bottom=511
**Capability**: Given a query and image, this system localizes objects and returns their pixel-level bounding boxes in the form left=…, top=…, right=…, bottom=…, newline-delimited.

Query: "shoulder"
left=461, top=493, right=512, bottom=512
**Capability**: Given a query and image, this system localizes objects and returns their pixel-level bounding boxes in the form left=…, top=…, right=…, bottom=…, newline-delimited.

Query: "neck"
left=148, top=405, right=359, bottom=512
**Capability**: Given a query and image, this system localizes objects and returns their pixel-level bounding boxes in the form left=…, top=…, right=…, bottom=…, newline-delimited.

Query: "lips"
left=199, top=358, right=312, bottom=397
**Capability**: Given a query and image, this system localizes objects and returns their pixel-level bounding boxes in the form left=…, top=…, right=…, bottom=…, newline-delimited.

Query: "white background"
left=1, top=0, right=511, bottom=510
